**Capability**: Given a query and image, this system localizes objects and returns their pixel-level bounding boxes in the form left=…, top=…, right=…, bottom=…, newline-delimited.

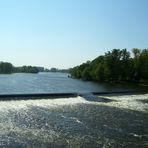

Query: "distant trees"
left=49, top=68, right=70, bottom=73
left=70, top=48, right=148, bottom=83
left=50, top=68, right=57, bottom=72
left=0, top=62, right=13, bottom=74
left=0, top=61, right=70, bottom=74
left=15, top=66, right=39, bottom=73
left=0, top=61, right=39, bottom=74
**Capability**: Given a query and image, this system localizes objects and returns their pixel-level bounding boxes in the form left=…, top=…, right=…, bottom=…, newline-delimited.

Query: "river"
left=0, top=72, right=147, bottom=94
left=0, top=72, right=147, bottom=147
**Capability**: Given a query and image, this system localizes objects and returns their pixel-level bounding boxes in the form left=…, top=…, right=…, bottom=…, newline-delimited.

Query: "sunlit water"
left=0, top=95, right=148, bottom=147
left=0, top=73, right=147, bottom=147
left=0, top=72, right=147, bottom=94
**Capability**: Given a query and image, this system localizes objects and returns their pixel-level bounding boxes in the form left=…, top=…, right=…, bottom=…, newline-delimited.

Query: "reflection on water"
left=0, top=72, right=147, bottom=94
left=0, top=95, right=148, bottom=147
left=0, top=73, right=147, bottom=147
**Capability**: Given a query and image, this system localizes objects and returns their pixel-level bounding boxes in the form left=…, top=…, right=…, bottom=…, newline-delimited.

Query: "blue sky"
left=0, top=0, right=148, bottom=68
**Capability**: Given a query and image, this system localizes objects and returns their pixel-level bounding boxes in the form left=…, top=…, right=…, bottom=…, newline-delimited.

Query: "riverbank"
left=0, top=93, right=147, bottom=147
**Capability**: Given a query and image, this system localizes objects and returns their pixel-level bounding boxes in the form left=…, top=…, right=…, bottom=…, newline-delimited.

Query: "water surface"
left=0, top=73, right=147, bottom=147
left=0, top=95, right=147, bottom=147
left=0, top=72, right=146, bottom=94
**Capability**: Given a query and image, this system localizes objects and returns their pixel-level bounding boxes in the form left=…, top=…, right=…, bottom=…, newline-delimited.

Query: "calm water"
left=0, top=72, right=146, bottom=94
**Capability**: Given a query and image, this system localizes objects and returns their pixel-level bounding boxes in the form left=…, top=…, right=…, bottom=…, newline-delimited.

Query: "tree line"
left=49, top=67, right=69, bottom=73
left=0, top=62, right=39, bottom=74
left=70, top=48, right=148, bottom=83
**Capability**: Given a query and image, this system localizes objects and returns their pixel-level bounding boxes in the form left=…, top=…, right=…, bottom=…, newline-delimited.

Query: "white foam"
left=0, top=96, right=86, bottom=111
left=98, top=94, right=148, bottom=112
left=0, top=94, right=148, bottom=113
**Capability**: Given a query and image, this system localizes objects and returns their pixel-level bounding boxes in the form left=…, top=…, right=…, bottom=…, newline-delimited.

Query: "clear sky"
left=0, top=0, right=148, bottom=69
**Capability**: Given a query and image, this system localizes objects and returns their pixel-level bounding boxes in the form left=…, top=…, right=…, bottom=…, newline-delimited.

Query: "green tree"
left=139, top=49, right=148, bottom=80
left=70, top=48, right=148, bottom=83
left=132, top=48, right=141, bottom=81
left=82, top=67, right=91, bottom=80
left=120, top=49, right=131, bottom=80
left=95, top=63, right=105, bottom=81
left=0, top=62, right=13, bottom=74
left=104, top=49, right=122, bottom=81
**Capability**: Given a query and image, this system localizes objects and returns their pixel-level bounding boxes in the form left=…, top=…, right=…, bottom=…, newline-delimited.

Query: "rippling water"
left=0, top=95, right=148, bottom=147
left=0, top=73, right=147, bottom=147
left=0, top=72, right=146, bottom=94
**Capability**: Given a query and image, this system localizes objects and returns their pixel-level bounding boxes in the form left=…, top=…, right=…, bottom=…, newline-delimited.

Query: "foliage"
left=15, top=66, right=39, bottom=73
left=70, top=48, right=148, bottom=82
left=0, top=62, right=13, bottom=74
left=50, top=68, right=57, bottom=72
left=0, top=62, right=39, bottom=74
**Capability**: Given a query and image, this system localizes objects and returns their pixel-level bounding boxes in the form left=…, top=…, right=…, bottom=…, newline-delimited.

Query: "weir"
left=0, top=90, right=147, bottom=101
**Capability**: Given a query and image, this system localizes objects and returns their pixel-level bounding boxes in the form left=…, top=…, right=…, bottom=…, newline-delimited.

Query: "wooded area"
left=0, top=62, right=39, bottom=74
left=70, top=48, right=148, bottom=83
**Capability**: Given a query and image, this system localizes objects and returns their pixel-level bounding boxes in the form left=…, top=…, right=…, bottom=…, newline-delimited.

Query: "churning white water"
left=98, top=94, right=148, bottom=112
left=0, top=94, right=148, bottom=147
